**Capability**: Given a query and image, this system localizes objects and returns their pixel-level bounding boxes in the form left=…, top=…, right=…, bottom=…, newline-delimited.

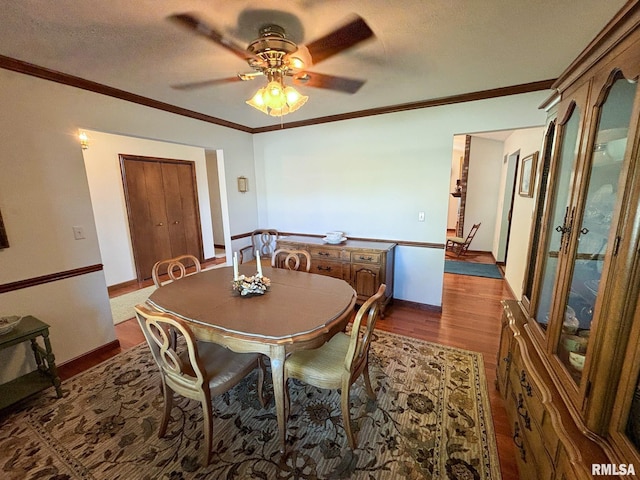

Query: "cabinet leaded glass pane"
left=534, top=107, right=581, bottom=331
left=558, top=75, right=636, bottom=384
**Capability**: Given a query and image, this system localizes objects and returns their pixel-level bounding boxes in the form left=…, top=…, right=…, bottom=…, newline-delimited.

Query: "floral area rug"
left=0, top=330, right=501, bottom=479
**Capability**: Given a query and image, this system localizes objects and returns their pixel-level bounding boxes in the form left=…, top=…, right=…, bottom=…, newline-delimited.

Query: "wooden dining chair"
left=134, top=304, right=265, bottom=466
left=283, top=284, right=386, bottom=449
left=239, top=229, right=278, bottom=263
left=445, top=222, right=481, bottom=256
left=151, top=254, right=201, bottom=287
left=271, top=248, right=312, bottom=272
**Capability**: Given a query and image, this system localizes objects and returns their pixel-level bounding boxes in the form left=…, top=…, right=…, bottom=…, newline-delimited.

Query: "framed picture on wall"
left=0, top=208, right=9, bottom=248
left=519, top=151, right=538, bottom=197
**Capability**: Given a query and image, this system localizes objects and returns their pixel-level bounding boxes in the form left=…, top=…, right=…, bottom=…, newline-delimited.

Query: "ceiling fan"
left=168, top=12, right=374, bottom=116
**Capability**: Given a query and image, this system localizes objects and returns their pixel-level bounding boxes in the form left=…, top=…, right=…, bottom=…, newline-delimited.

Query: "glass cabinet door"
left=627, top=371, right=640, bottom=453
left=556, top=74, right=637, bottom=384
left=533, top=104, right=582, bottom=332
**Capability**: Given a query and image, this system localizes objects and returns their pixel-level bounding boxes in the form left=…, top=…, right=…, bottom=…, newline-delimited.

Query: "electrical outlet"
left=72, top=226, right=85, bottom=240
left=418, top=211, right=425, bottom=222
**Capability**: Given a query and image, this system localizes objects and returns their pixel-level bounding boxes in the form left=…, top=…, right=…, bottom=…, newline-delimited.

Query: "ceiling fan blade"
left=304, top=15, right=374, bottom=65
left=171, top=76, right=245, bottom=90
left=169, top=13, right=256, bottom=62
left=293, top=72, right=365, bottom=94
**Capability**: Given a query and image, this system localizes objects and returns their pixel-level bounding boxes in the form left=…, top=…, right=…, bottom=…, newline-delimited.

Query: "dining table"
left=146, top=264, right=357, bottom=452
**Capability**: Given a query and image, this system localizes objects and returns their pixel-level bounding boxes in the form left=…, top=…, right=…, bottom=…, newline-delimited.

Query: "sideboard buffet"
left=276, top=235, right=395, bottom=314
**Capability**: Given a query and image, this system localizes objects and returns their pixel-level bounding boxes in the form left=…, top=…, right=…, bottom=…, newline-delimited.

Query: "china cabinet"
left=498, top=3, right=640, bottom=478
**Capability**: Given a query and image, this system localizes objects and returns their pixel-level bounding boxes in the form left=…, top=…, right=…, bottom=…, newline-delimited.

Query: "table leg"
left=41, top=331, right=63, bottom=398
left=270, top=346, right=287, bottom=453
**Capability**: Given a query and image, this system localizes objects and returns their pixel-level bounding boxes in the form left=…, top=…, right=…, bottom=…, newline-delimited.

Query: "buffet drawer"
left=350, top=251, right=381, bottom=264
left=310, top=259, right=345, bottom=279
left=509, top=351, right=545, bottom=428
left=308, top=246, right=342, bottom=260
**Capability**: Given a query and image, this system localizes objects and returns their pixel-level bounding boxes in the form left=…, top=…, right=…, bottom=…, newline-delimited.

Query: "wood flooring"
left=59, top=251, right=519, bottom=479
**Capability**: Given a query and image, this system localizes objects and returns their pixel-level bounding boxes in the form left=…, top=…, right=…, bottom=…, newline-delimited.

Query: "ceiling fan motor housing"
left=247, top=24, right=298, bottom=70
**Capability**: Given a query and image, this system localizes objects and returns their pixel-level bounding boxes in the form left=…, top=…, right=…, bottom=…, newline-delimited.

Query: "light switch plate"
left=72, top=226, right=85, bottom=240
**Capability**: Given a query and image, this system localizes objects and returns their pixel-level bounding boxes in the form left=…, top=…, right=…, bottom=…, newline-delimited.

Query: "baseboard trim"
left=392, top=299, right=442, bottom=313
left=108, top=279, right=140, bottom=295
left=57, top=339, right=121, bottom=379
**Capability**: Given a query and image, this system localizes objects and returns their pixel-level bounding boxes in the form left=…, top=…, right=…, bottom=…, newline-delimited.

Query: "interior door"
left=121, top=156, right=203, bottom=281
left=496, top=151, right=519, bottom=263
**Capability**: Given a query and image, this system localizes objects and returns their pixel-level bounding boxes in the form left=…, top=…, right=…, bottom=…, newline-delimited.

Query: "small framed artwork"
left=0, top=208, right=9, bottom=249
left=519, top=151, right=539, bottom=197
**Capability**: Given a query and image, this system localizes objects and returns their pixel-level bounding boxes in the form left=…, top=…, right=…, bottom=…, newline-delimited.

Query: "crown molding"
left=1, top=55, right=554, bottom=134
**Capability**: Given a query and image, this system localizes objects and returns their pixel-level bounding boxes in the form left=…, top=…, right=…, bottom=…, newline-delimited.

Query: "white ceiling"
left=0, top=0, right=628, bottom=129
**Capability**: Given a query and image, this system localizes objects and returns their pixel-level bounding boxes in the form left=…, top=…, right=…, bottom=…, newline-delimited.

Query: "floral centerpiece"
left=232, top=250, right=270, bottom=296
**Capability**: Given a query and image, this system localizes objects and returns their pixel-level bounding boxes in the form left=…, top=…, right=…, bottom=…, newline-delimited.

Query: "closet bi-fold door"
left=121, top=155, right=203, bottom=281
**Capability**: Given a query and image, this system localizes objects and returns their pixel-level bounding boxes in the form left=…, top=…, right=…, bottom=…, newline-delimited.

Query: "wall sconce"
left=79, top=131, right=89, bottom=150
left=237, top=176, right=248, bottom=193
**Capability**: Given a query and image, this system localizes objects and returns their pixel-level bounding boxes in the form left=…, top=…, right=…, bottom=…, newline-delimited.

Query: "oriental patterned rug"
left=0, top=331, right=501, bottom=479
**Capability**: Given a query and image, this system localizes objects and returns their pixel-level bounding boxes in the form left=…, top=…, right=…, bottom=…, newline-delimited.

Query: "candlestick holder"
left=232, top=274, right=271, bottom=296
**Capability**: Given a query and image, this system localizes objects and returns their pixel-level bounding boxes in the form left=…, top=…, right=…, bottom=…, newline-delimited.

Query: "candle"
left=256, top=249, right=263, bottom=277
left=233, top=252, right=239, bottom=280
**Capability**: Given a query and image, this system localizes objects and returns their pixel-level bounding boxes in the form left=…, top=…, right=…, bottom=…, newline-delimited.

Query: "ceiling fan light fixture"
left=263, top=80, right=287, bottom=109
left=246, top=88, right=268, bottom=114
left=246, top=81, right=308, bottom=116
left=284, top=86, right=308, bottom=112
left=288, top=56, right=305, bottom=70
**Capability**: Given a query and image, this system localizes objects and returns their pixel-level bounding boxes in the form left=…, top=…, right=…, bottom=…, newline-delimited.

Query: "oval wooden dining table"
left=146, top=264, right=357, bottom=453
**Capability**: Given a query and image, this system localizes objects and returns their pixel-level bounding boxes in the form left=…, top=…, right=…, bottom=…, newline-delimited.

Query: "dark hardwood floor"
left=60, top=250, right=519, bottom=479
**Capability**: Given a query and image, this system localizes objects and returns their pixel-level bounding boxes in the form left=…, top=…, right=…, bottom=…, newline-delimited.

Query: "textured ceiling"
left=0, top=0, right=629, bottom=129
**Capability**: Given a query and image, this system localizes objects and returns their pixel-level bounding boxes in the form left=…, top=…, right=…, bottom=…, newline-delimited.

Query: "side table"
left=0, top=315, right=63, bottom=410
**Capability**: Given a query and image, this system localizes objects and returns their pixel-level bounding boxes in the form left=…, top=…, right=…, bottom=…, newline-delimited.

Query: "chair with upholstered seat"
left=151, top=254, right=202, bottom=287
left=445, top=222, right=481, bottom=256
left=239, top=229, right=279, bottom=264
left=283, top=284, right=386, bottom=449
left=134, top=304, right=265, bottom=466
left=271, top=248, right=312, bottom=272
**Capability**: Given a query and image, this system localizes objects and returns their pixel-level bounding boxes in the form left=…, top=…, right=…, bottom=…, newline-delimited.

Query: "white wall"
left=0, top=65, right=547, bottom=378
left=82, top=130, right=215, bottom=286
left=501, top=127, right=546, bottom=298
left=0, top=68, right=254, bottom=376
left=465, top=137, right=504, bottom=251
left=253, top=92, right=548, bottom=306
left=205, top=150, right=226, bottom=249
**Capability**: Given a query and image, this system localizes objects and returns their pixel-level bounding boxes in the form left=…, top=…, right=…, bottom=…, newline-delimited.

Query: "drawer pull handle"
left=517, top=393, right=531, bottom=430
left=317, top=266, right=332, bottom=272
left=513, top=422, right=527, bottom=462
left=358, top=255, right=373, bottom=261
left=318, top=252, right=330, bottom=257
left=520, top=370, right=532, bottom=397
